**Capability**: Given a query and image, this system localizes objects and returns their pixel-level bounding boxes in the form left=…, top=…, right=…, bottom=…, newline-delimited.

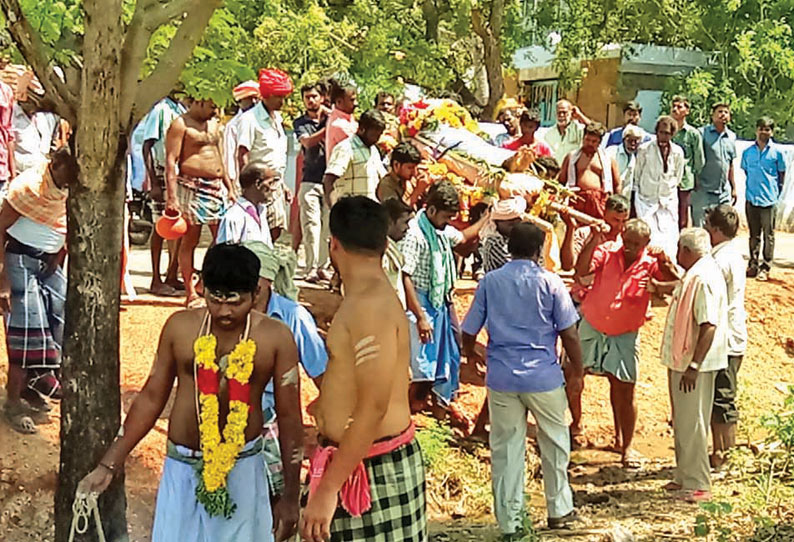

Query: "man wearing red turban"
left=237, top=68, right=294, bottom=241
left=258, top=68, right=294, bottom=98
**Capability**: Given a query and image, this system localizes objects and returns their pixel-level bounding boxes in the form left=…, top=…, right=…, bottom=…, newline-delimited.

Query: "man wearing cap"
left=670, top=96, right=704, bottom=230
left=605, top=124, right=642, bottom=202
left=238, top=68, right=294, bottom=241
left=602, top=101, right=650, bottom=149
left=224, top=81, right=260, bottom=186
left=692, top=103, right=736, bottom=227
left=242, top=239, right=327, bottom=499
left=479, top=196, right=527, bottom=273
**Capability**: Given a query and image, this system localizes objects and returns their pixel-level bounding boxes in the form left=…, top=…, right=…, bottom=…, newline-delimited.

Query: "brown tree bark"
left=472, top=0, right=506, bottom=119
left=54, top=147, right=129, bottom=542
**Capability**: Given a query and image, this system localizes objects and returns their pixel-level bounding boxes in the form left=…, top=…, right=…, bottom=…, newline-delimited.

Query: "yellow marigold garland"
left=193, top=334, right=256, bottom=518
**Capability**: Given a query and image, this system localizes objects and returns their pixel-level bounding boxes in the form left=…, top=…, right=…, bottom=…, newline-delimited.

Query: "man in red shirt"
left=574, top=218, right=678, bottom=467
left=501, top=109, right=552, bottom=157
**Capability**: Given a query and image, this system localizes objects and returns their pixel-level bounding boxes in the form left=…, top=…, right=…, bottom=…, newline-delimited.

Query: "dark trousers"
left=746, top=202, right=776, bottom=271
left=678, top=188, right=692, bottom=230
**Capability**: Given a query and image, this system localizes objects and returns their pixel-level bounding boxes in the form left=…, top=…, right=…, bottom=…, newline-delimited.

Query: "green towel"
left=242, top=241, right=299, bottom=301
left=417, top=210, right=455, bottom=308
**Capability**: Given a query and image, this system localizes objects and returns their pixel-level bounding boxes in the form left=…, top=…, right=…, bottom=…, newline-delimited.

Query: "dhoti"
left=634, top=194, right=679, bottom=261
left=152, top=437, right=272, bottom=542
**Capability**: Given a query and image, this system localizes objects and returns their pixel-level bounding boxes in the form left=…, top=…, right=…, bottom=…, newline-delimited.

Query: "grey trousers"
left=669, top=369, right=717, bottom=491
left=746, top=202, right=776, bottom=272
left=299, top=182, right=329, bottom=272
left=489, top=386, right=574, bottom=534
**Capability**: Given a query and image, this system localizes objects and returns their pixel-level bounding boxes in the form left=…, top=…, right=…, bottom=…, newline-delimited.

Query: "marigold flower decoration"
left=193, top=334, right=256, bottom=519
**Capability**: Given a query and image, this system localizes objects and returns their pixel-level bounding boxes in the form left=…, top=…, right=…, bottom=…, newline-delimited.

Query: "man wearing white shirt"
left=633, top=116, right=685, bottom=259
left=704, top=205, right=747, bottom=469
left=237, top=69, right=293, bottom=241
left=224, top=81, right=260, bottom=185
left=658, top=228, right=727, bottom=503
left=217, top=163, right=275, bottom=247
left=12, top=101, right=50, bottom=173
left=605, top=124, right=642, bottom=202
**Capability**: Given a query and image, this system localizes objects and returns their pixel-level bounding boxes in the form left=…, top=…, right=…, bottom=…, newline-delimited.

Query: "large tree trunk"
left=54, top=2, right=127, bottom=541
left=55, top=151, right=128, bottom=542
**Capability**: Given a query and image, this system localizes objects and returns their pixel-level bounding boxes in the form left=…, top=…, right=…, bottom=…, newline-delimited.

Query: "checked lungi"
left=4, top=250, right=66, bottom=370
left=177, top=174, right=227, bottom=226
left=328, top=439, right=427, bottom=541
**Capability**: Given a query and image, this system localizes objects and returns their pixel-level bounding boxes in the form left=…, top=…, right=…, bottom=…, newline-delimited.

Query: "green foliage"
left=694, top=501, right=733, bottom=541
left=414, top=418, right=454, bottom=470
left=534, top=0, right=794, bottom=140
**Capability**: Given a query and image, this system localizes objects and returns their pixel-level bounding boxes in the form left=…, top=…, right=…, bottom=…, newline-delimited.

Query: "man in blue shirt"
left=693, top=103, right=737, bottom=227
left=462, top=223, right=584, bottom=536
left=242, top=240, right=327, bottom=497
left=741, top=116, right=787, bottom=281
left=602, top=100, right=650, bottom=149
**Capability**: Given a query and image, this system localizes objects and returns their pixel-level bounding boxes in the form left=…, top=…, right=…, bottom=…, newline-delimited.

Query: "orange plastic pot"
left=155, top=209, right=187, bottom=240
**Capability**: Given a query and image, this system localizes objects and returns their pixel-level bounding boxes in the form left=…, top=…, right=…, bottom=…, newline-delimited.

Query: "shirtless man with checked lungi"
left=165, top=98, right=235, bottom=308
left=301, top=196, right=426, bottom=542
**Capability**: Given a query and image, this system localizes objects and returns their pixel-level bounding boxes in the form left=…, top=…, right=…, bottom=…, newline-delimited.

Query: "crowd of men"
left=0, top=61, right=789, bottom=542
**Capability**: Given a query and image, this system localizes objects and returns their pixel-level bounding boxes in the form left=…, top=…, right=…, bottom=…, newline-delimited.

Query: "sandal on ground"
left=663, top=481, right=682, bottom=492
left=149, top=283, right=182, bottom=297
left=548, top=509, right=581, bottom=530
left=4, top=403, right=38, bottom=434
left=621, top=449, right=645, bottom=469
left=678, top=489, right=712, bottom=502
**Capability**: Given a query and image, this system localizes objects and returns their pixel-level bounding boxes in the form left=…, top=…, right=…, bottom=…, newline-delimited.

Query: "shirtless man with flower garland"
left=78, top=244, right=302, bottom=542
left=301, top=196, right=426, bottom=542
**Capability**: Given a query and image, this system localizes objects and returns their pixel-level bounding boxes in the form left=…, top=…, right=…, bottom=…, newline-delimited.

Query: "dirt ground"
left=1, top=268, right=793, bottom=541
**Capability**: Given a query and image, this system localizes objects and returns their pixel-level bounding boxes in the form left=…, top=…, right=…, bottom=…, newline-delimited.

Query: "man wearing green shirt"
left=671, top=95, right=705, bottom=230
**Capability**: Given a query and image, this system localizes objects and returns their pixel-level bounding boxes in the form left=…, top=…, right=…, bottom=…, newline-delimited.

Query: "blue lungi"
left=152, top=437, right=272, bottom=542
left=411, top=290, right=460, bottom=405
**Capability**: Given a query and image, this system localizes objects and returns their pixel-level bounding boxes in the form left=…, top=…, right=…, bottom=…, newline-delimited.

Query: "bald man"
left=543, top=100, right=593, bottom=163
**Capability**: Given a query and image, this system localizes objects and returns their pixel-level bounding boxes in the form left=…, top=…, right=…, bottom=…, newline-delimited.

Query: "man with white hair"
left=634, top=116, right=685, bottom=260
left=543, top=99, right=592, bottom=163
left=575, top=218, right=678, bottom=467
left=479, top=196, right=527, bottom=273
left=656, top=227, right=727, bottom=502
left=605, top=123, right=642, bottom=203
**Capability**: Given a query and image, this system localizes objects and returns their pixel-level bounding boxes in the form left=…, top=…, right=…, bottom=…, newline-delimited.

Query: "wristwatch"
left=688, top=361, right=700, bottom=371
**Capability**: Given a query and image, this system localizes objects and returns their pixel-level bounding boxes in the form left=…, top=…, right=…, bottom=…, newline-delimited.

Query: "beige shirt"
left=661, top=255, right=728, bottom=372
left=712, top=240, right=747, bottom=356
left=543, top=121, right=584, bottom=163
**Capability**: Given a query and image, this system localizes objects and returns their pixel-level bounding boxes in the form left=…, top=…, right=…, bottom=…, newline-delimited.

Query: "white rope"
left=68, top=491, right=107, bottom=542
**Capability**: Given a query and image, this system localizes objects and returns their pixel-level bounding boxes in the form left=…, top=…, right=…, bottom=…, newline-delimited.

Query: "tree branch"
left=144, top=0, right=193, bottom=30
left=128, top=0, right=222, bottom=127
left=119, top=0, right=194, bottom=128
left=490, top=0, right=505, bottom=37
left=0, top=0, right=79, bottom=125
left=471, top=7, right=488, bottom=40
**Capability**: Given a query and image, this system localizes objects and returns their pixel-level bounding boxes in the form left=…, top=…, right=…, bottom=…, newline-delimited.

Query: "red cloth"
left=572, top=189, right=608, bottom=220
left=228, top=379, right=251, bottom=405
left=308, top=423, right=416, bottom=517
left=580, top=243, right=664, bottom=336
left=502, top=137, right=552, bottom=157
left=233, top=81, right=260, bottom=101
left=258, top=68, right=293, bottom=98
left=197, top=367, right=219, bottom=395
